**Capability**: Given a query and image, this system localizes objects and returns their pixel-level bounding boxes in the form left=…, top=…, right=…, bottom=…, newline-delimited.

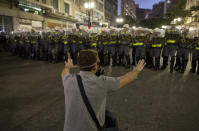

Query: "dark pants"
left=150, top=47, right=162, bottom=69
left=175, top=48, right=189, bottom=73
left=190, top=49, right=199, bottom=73
left=135, top=46, right=145, bottom=65
left=162, top=44, right=178, bottom=71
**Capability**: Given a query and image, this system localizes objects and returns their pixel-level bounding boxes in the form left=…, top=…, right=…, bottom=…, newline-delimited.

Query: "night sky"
left=118, top=0, right=165, bottom=15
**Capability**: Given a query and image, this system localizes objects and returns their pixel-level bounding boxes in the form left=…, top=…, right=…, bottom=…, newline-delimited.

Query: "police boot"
left=136, top=57, right=140, bottom=65
left=190, top=60, right=196, bottom=73
left=64, top=53, right=68, bottom=61
left=170, top=57, right=175, bottom=73
left=73, top=53, right=78, bottom=65
left=112, top=55, right=117, bottom=66
left=197, top=60, right=199, bottom=75
left=48, top=54, right=52, bottom=62
left=155, top=57, right=160, bottom=70
left=132, top=53, right=136, bottom=66
left=174, top=57, right=181, bottom=72
left=119, top=55, right=123, bottom=65
left=146, top=56, right=153, bottom=68
left=161, top=56, right=168, bottom=70
left=126, top=56, right=130, bottom=68
left=103, top=52, right=108, bottom=65
left=180, top=60, right=188, bottom=73
left=108, top=53, right=111, bottom=65
left=52, top=56, right=56, bottom=64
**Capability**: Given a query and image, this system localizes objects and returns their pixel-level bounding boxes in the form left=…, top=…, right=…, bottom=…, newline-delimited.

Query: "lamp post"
left=116, top=18, right=124, bottom=27
left=84, top=2, right=95, bottom=29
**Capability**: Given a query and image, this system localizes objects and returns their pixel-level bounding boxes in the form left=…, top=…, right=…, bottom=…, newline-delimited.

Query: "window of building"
left=35, top=0, right=39, bottom=2
left=96, top=1, right=103, bottom=12
left=51, top=0, right=58, bottom=10
left=65, top=3, right=70, bottom=14
left=0, top=15, right=13, bottom=32
left=42, top=0, right=46, bottom=4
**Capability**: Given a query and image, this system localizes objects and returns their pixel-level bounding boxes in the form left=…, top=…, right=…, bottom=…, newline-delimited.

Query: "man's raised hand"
left=65, top=59, right=73, bottom=69
left=133, top=59, right=146, bottom=72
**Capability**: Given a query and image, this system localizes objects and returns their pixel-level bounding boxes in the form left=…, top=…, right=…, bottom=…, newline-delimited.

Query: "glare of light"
left=120, top=18, right=124, bottom=23
left=177, top=18, right=182, bottom=22
left=132, top=26, right=136, bottom=29
left=90, top=2, right=95, bottom=8
left=167, top=0, right=171, bottom=4
left=162, top=25, right=167, bottom=29
left=189, top=27, right=194, bottom=31
left=99, top=22, right=103, bottom=26
left=84, top=2, right=95, bottom=9
left=116, top=18, right=123, bottom=23
left=34, top=7, right=42, bottom=11
left=11, top=31, right=14, bottom=34
left=24, top=8, right=29, bottom=12
left=176, top=26, right=181, bottom=30
left=84, top=3, right=88, bottom=8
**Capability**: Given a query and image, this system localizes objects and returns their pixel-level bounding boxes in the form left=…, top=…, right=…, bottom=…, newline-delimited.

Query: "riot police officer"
left=118, top=24, right=131, bottom=67
left=190, top=37, right=199, bottom=74
left=161, top=26, right=180, bottom=73
left=174, top=36, right=190, bottom=73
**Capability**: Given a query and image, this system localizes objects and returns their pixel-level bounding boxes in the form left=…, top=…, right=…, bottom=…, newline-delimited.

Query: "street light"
left=116, top=18, right=124, bottom=23
left=189, top=27, right=194, bottom=31
left=84, top=2, right=95, bottom=29
left=177, top=18, right=182, bottom=22
left=162, top=25, right=167, bottom=29
left=167, top=0, right=171, bottom=4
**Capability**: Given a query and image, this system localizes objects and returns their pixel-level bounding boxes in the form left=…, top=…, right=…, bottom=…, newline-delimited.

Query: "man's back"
left=63, top=71, right=119, bottom=131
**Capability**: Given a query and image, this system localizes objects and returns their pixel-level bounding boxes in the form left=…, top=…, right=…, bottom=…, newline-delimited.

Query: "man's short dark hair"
left=77, top=49, right=99, bottom=71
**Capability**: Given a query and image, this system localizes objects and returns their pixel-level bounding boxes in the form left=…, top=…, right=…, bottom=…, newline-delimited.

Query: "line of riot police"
left=0, top=24, right=199, bottom=75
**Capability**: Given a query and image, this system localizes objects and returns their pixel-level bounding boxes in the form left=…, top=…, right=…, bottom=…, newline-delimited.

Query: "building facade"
left=136, top=7, right=151, bottom=21
left=0, top=0, right=105, bottom=32
left=121, top=0, right=136, bottom=19
left=185, top=0, right=199, bottom=29
left=164, top=0, right=181, bottom=14
left=149, top=1, right=165, bottom=18
left=104, top=0, right=117, bottom=26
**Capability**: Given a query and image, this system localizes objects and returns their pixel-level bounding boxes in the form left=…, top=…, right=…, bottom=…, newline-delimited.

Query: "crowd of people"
left=0, top=24, right=199, bottom=74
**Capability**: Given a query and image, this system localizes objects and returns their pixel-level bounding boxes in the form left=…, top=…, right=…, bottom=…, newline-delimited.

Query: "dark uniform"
left=89, top=33, right=98, bottom=50
left=62, top=34, right=70, bottom=61
left=190, top=37, right=199, bottom=74
left=150, top=37, right=163, bottom=70
left=70, top=33, right=78, bottom=65
left=133, top=36, right=146, bottom=64
left=161, top=30, right=179, bottom=73
left=24, top=36, right=31, bottom=58
left=77, top=30, right=88, bottom=51
left=174, top=37, right=190, bottom=73
left=100, top=32, right=110, bottom=65
left=108, top=31, right=118, bottom=66
left=118, top=30, right=131, bottom=67
left=52, top=33, right=60, bottom=63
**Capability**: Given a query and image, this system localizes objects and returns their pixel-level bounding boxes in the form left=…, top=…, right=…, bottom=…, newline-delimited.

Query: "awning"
left=16, top=0, right=53, bottom=9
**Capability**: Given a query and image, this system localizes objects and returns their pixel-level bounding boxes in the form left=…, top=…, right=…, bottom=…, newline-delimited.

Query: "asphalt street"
left=0, top=52, right=199, bottom=131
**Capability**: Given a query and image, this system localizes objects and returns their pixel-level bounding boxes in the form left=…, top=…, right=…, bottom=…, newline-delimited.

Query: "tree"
left=165, top=0, right=191, bottom=24
left=139, top=18, right=167, bottom=29
left=117, top=15, right=138, bottom=27
left=190, top=5, right=199, bottom=11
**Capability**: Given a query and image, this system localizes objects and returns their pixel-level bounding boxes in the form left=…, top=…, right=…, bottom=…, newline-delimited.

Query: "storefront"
left=32, top=20, right=43, bottom=31
left=17, top=19, right=43, bottom=32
